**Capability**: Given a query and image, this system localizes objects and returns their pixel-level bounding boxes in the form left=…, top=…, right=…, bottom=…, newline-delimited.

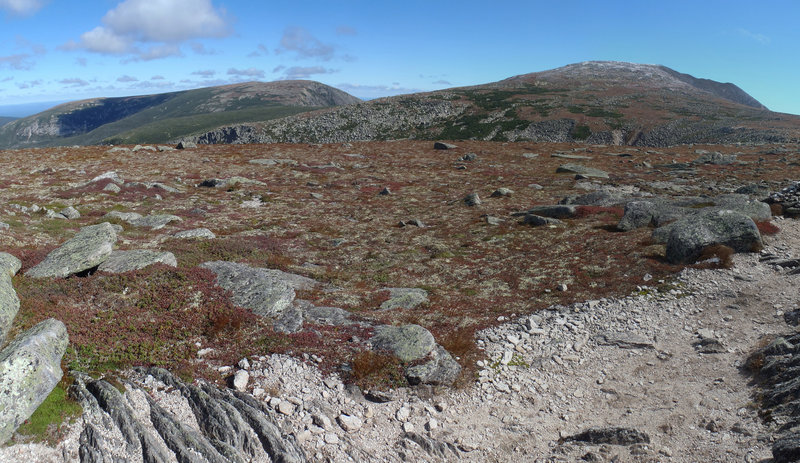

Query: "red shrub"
left=756, top=220, right=780, bottom=236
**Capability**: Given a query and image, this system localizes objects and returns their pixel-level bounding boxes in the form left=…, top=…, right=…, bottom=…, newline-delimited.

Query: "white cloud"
left=192, top=69, right=216, bottom=77
left=151, top=75, right=165, bottom=80
left=117, top=75, right=138, bottom=82
left=16, top=79, right=42, bottom=89
left=737, top=28, right=770, bottom=45
left=248, top=43, right=269, bottom=58
left=0, top=0, right=45, bottom=15
left=66, top=0, right=231, bottom=60
left=433, top=80, right=451, bottom=85
left=227, top=67, right=265, bottom=78
left=276, top=26, right=335, bottom=61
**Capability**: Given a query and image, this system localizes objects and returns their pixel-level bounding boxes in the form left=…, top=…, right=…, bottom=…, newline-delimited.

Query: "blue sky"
left=0, top=0, right=798, bottom=117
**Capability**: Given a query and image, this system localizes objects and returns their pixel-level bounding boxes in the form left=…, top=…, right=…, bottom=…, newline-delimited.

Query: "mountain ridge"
left=0, top=80, right=360, bottom=148
left=188, top=61, right=800, bottom=147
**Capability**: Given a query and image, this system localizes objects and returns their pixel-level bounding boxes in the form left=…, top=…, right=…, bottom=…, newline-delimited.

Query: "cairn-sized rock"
left=665, top=209, right=762, bottom=264
left=371, top=324, right=461, bottom=386
left=0, top=319, right=68, bottom=445
left=0, top=253, right=21, bottom=343
left=26, top=222, right=117, bottom=278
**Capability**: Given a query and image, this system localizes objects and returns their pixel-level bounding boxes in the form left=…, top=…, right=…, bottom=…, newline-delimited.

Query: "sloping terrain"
left=189, top=61, right=800, bottom=147
left=0, top=80, right=360, bottom=148
left=0, top=117, right=17, bottom=127
left=0, top=140, right=798, bottom=461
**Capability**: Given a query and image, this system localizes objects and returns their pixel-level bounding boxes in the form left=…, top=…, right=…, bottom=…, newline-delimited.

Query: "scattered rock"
left=664, top=209, right=762, bottom=264
left=464, top=192, right=481, bottom=206
left=372, top=324, right=435, bottom=362
left=176, top=141, right=197, bottom=149
left=523, top=214, right=564, bottom=227
left=26, top=222, right=118, bottom=278
left=564, top=427, right=650, bottom=446
left=0, top=253, right=21, bottom=342
left=434, top=142, right=457, bottom=150
left=173, top=228, right=216, bottom=239
left=337, top=414, right=362, bottom=432
left=200, top=261, right=298, bottom=317
left=233, top=370, right=249, bottom=392
left=490, top=188, right=513, bottom=198
left=522, top=205, right=578, bottom=219
left=556, top=164, right=609, bottom=179
left=459, top=153, right=477, bottom=161
left=380, top=288, right=429, bottom=310
left=98, top=250, right=177, bottom=273
left=594, top=332, right=655, bottom=349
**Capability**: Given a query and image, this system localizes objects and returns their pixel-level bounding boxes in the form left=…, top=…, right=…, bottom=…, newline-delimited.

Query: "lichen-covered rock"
left=371, top=324, right=436, bottom=362
left=173, top=228, right=216, bottom=239
left=617, top=201, right=657, bottom=231
left=0, top=318, right=68, bottom=444
left=380, top=288, right=429, bottom=311
left=665, top=209, right=762, bottom=264
left=200, top=261, right=297, bottom=317
left=104, top=211, right=182, bottom=230
left=524, top=205, right=578, bottom=219
left=405, top=345, right=462, bottom=386
left=26, top=222, right=117, bottom=278
left=98, top=250, right=177, bottom=273
left=0, top=253, right=21, bottom=343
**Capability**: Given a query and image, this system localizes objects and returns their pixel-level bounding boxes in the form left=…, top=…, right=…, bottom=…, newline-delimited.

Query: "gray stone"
left=665, top=209, right=762, bottom=264
left=594, top=332, right=654, bottom=349
left=199, top=177, right=267, bottom=188
left=60, top=206, right=81, bottom=220
left=174, top=228, right=216, bottom=239
left=26, top=222, right=117, bottom=278
left=103, top=183, right=121, bottom=193
left=248, top=158, right=298, bottom=167
left=380, top=288, right=429, bottom=311
left=404, top=432, right=461, bottom=459
left=556, top=163, right=609, bottom=178
left=618, top=201, right=657, bottom=231
left=490, top=188, right=513, bottom=198
left=98, top=250, right=177, bottom=273
left=459, top=153, right=477, bottom=161
left=524, top=205, right=578, bottom=219
left=304, top=306, right=352, bottom=326
left=273, top=305, right=303, bottom=334
left=337, top=414, right=362, bottom=432
left=464, top=192, right=481, bottom=207
left=433, top=142, right=457, bottom=150
left=105, top=211, right=182, bottom=230
left=0, top=252, right=21, bottom=277
left=371, top=324, right=435, bottom=362
left=692, top=151, right=737, bottom=165
left=523, top=214, right=564, bottom=227
left=0, top=319, right=68, bottom=445
left=565, top=427, right=650, bottom=445
left=200, top=261, right=296, bottom=317
left=176, top=141, right=197, bottom=149
left=0, top=254, right=21, bottom=343
left=405, top=345, right=461, bottom=386
left=233, top=370, right=249, bottom=392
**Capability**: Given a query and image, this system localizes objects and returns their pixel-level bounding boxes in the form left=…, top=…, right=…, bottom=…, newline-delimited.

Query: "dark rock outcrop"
left=664, top=209, right=762, bottom=264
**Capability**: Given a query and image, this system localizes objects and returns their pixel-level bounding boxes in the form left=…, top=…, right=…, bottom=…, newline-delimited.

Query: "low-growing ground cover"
left=1, top=140, right=798, bottom=389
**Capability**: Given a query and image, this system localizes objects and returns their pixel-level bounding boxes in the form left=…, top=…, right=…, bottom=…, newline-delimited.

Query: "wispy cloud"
left=192, top=69, right=216, bottom=77
left=59, top=78, right=90, bottom=87
left=64, top=0, right=232, bottom=61
left=336, top=25, right=357, bottom=36
left=276, top=26, right=335, bottom=61
left=247, top=43, right=269, bottom=58
left=227, top=67, right=265, bottom=78
left=275, top=66, right=336, bottom=80
left=116, top=75, right=138, bottom=82
left=432, top=80, right=451, bottom=85
left=737, top=28, right=770, bottom=45
left=190, top=42, right=217, bottom=55
left=16, top=79, right=42, bottom=89
left=0, top=0, right=46, bottom=16
left=0, top=53, right=34, bottom=70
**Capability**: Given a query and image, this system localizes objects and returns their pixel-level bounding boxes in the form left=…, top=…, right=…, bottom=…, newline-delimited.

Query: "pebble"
left=338, top=414, right=363, bottom=432
left=277, top=401, right=295, bottom=416
left=232, top=370, right=249, bottom=392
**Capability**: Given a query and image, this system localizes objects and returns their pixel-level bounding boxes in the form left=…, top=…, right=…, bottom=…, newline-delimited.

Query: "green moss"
left=14, top=385, right=82, bottom=444
left=570, top=124, right=591, bottom=140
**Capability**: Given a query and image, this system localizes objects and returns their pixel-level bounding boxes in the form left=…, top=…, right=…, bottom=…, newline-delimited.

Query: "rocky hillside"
left=188, top=61, right=800, bottom=147
left=0, top=81, right=360, bottom=148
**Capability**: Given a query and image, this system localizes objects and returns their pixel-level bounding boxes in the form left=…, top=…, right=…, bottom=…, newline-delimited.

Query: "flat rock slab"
left=371, top=324, right=436, bottom=362
left=0, top=318, right=68, bottom=445
left=565, top=427, right=650, bottom=445
left=200, top=261, right=299, bottom=317
left=248, top=159, right=298, bottom=167
left=173, top=228, right=216, bottom=239
left=594, top=332, right=655, bottom=349
left=98, top=250, right=177, bottom=273
left=523, top=205, right=578, bottom=219
left=105, top=211, right=182, bottom=230
left=556, top=163, right=609, bottom=178
left=0, top=256, right=20, bottom=343
left=0, top=253, right=21, bottom=277
left=380, top=288, right=429, bottom=310
left=26, top=222, right=117, bottom=278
